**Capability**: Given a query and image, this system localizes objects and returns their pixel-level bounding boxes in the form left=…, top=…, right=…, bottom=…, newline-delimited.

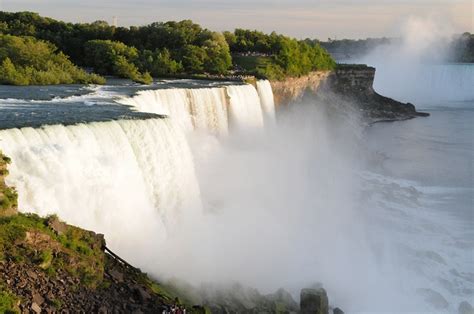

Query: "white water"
left=256, top=80, right=276, bottom=122
left=120, top=82, right=271, bottom=134
left=0, top=118, right=202, bottom=250
left=226, top=84, right=265, bottom=130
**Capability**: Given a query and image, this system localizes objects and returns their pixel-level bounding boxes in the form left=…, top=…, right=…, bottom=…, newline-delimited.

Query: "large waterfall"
left=0, top=79, right=275, bottom=259
left=0, top=118, right=202, bottom=247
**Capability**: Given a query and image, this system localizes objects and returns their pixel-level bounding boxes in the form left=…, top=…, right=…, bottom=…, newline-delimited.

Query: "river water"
left=360, top=63, right=474, bottom=312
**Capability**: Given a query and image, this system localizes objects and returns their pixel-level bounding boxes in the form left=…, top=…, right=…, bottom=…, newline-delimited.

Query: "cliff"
left=271, top=64, right=429, bottom=123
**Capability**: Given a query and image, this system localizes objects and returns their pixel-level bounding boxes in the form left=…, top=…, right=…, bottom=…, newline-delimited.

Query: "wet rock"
left=333, top=307, right=344, bottom=314
left=266, top=288, right=299, bottom=312
left=459, top=301, right=474, bottom=314
left=300, top=288, right=329, bottom=314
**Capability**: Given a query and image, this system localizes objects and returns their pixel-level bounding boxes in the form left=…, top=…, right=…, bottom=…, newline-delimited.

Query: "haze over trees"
left=319, top=34, right=474, bottom=63
left=0, top=11, right=337, bottom=85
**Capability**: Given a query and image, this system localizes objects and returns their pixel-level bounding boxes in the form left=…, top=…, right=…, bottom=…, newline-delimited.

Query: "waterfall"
left=226, top=84, right=264, bottom=130
left=0, top=118, right=202, bottom=247
left=256, top=80, right=276, bottom=122
left=118, top=89, right=193, bottom=131
left=119, top=81, right=275, bottom=133
left=187, top=88, right=228, bottom=134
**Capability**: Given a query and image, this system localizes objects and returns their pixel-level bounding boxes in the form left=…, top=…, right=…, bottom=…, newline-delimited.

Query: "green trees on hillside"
left=84, top=40, right=152, bottom=84
left=0, top=34, right=105, bottom=85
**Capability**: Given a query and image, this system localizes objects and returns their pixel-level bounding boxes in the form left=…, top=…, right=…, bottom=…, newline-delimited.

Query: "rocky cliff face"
left=270, top=71, right=331, bottom=106
left=271, top=65, right=429, bottom=123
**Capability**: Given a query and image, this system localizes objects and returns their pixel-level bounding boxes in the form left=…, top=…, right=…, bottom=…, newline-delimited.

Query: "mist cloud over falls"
left=356, top=16, right=474, bottom=103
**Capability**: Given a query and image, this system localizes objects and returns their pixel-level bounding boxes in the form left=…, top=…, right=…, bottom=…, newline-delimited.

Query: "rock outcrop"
left=271, top=65, right=429, bottom=123
left=300, top=288, right=329, bottom=314
left=0, top=213, right=188, bottom=313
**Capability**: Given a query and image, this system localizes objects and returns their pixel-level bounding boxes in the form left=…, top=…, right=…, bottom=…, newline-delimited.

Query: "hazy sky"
left=1, top=0, right=472, bottom=39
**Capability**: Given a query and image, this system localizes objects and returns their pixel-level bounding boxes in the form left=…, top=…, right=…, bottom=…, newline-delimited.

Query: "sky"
left=1, top=0, right=472, bottom=39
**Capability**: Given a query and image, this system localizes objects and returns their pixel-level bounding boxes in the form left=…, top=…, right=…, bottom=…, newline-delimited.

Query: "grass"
left=0, top=286, right=19, bottom=313
left=0, top=213, right=105, bottom=287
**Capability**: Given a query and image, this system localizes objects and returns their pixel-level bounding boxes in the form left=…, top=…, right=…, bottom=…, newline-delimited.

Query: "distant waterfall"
left=0, top=118, right=202, bottom=243
left=120, top=81, right=275, bottom=133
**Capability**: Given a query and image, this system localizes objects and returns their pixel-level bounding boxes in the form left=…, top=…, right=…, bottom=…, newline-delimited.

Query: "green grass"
left=0, top=286, right=19, bottom=313
left=0, top=213, right=105, bottom=287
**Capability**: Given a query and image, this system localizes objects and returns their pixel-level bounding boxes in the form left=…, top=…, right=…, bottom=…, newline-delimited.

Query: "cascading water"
left=0, top=118, right=202, bottom=254
left=256, top=80, right=276, bottom=122
left=226, top=84, right=265, bottom=130
left=119, top=82, right=273, bottom=133
left=187, top=88, right=228, bottom=134
left=118, top=89, right=193, bottom=131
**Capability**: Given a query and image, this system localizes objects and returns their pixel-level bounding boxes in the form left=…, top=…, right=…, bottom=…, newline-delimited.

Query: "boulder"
left=333, top=307, right=344, bottom=314
left=300, top=288, right=328, bottom=314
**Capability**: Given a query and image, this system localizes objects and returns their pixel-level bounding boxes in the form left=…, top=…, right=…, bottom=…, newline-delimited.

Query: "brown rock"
left=108, top=269, right=124, bottom=283
left=32, top=291, right=45, bottom=305
left=47, top=216, right=68, bottom=235
left=31, top=302, right=42, bottom=313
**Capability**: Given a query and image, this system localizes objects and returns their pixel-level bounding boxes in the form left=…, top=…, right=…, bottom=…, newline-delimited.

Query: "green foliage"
left=84, top=40, right=152, bottom=84
left=0, top=34, right=105, bottom=85
left=0, top=11, right=334, bottom=81
left=226, top=29, right=335, bottom=79
left=0, top=287, right=19, bottom=314
left=0, top=151, right=18, bottom=216
left=0, top=213, right=105, bottom=287
left=138, top=48, right=183, bottom=76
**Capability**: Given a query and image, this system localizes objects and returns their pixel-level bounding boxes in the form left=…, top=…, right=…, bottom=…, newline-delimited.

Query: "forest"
left=0, top=12, right=336, bottom=84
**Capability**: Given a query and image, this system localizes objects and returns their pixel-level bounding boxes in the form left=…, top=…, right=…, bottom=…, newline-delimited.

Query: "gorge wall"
left=271, top=65, right=429, bottom=122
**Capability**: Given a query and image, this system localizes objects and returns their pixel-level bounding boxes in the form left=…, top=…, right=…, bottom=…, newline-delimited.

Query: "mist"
left=114, top=94, right=428, bottom=312
left=356, top=16, right=474, bottom=103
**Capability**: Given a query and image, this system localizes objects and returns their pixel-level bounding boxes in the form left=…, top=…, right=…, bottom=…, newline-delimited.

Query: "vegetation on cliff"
left=0, top=11, right=335, bottom=84
left=0, top=152, right=17, bottom=217
left=0, top=212, right=201, bottom=313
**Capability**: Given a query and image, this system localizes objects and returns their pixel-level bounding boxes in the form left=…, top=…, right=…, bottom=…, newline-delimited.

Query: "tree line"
left=0, top=11, right=336, bottom=85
